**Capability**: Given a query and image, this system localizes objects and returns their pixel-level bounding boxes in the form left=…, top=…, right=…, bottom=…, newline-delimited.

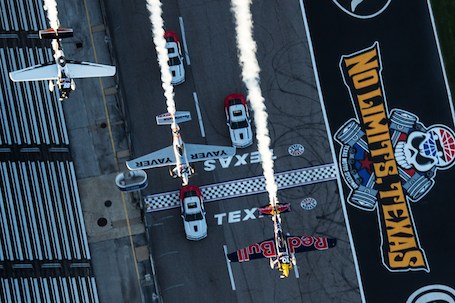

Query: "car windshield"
left=230, top=120, right=249, bottom=129
left=184, top=212, right=203, bottom=222
left=229, top=98, right=243, bottom=106
left=183, top=190, right=198, bottom=198
left=168, top=56, right=181, bottom=66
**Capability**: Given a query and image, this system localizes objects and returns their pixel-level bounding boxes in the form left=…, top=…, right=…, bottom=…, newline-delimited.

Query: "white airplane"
left=126, top=111, right=236, bottom=186
left=9, top=27, right=116, bottom=101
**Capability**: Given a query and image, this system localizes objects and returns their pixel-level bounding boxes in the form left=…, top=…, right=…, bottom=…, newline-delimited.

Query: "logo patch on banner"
left=334, top=42, right=455, bottom=272
left=332, top=0, right=392, bottom=19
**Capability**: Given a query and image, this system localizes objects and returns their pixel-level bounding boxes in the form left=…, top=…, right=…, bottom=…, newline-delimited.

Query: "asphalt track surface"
left=103, top=0, right=361, bottom=302
left=4, top=0, right=449, bottom=302
left=303, top=1, right=455, bottom=303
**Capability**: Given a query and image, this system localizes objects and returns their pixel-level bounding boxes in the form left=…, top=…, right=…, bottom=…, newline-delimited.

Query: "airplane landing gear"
left=48, top=80, right=54, bottom=92
left=169, top=167, right=178, bottom=178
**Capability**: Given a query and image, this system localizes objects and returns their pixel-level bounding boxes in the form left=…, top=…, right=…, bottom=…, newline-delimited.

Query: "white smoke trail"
left=43, top=0, right=59, bottom=29
left=231, top=0, right=278, bottom=204
left=43, top=0, right=60, bottom=56
left=145, top=0, right=176, bottom=115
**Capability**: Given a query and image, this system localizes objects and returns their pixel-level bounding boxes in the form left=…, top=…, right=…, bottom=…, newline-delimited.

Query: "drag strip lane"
left=301, top=1, right=455, bottom=302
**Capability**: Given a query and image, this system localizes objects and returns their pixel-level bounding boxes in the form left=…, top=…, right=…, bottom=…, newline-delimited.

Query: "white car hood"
left=169, top=64, right=184, bottom=84
left=184, top=220, right=207, bottom=240
left=230, top=127, right=252, bottom=148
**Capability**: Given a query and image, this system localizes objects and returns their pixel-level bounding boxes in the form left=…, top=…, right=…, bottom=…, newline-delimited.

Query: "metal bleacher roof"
left=0, top=0, right=99, bottom=302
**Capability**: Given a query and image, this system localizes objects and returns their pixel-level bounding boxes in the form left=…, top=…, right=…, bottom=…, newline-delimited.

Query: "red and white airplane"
left=9, top=28, right=116, bottom=101
left=227, top=199, right=336, bottom=278
left=126, top=111, right=236, bottom=186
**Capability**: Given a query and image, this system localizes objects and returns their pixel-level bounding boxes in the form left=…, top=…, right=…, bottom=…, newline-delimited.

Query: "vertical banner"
left=302, top=1, right=455, bottom=302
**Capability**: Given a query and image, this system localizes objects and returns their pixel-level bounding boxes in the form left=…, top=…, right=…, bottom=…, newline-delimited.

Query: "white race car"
left=179, top=185, right=207, bottom=240
left=224, top=93, right=253, bottom=148
left=164, top=31, right=185, bottom=85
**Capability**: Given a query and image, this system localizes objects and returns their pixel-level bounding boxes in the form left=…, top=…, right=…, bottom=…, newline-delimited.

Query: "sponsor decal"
left=288, top=144, right=305, bottom=156
left=216, top=205, right=293, bottom=225
left=235, top=236, right=330, bottom=262
left=300, top=197, right=317, bottom=210
left=204, top=150, right=277, bottom=171
left=134, top=157, right=173, bottom=168
left=332, top=0, right=391, bottom=19
left=156, top=112, right=191, bottom=124
left=214, top=208, right=259, bottom=225
left=407, top=284, right=455, bottom=303
left=190, top=150, right=228, bottom=160
left=334, top=42, right=455, bottom=272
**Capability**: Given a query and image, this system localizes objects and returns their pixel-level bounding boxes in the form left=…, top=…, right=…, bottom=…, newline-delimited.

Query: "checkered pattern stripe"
left=143, top=163, right=337, bottom=212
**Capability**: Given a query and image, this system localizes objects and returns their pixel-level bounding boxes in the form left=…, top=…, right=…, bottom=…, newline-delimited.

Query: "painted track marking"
left=193, top=92, right=205, bottom=137
left=223, top=245, right=236, bottom=291
left=144, top=163, right=337, bottom=212
left=179, top=16, right=191, bottom=65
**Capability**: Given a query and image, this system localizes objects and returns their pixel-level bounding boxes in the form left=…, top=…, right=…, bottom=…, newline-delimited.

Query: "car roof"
left=166, top=41, right=179, bottom=54
left=183, top=196, right=202, bottom=214
left=228, top=104, right=248, bottom=122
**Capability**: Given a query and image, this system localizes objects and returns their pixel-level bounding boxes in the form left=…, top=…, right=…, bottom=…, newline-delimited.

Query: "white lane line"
left=162, top=284, right=185, bottom=292
left=157, top=250, right=179, bottom=258
left=293, top=262, right=300, bottom=279
left=179, top=16, right=191, bottom=65
left=193, top=92, right=206, bottom=137
left=223, top=245, right=236, bottom=291
left=428, top=0, right=455, bottom=121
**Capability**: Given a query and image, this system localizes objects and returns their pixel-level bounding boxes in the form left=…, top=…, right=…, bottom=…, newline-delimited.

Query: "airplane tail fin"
left=39, top=28, right=74, bottom=39
left=156, top=111, right=192, bottom=125
left=258, top=203, right=291, bottom=215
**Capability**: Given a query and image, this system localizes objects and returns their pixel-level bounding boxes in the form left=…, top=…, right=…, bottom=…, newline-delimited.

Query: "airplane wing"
left=227, top=236, right=337, bottom=263
left=289, top=236, right=337, bottom=254
left=227, top=238, right=275, bottom=263
left=185, top=144, right=236, bottom=163
left=9, top=63, right=58, bottom=81
left=126, top=146, right=176, bottom=170
left=66, top=62, right=116, bottom=79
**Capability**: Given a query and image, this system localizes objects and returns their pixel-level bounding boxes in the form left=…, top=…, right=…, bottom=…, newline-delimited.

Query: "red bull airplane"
left=227, top=199, right=336, bottom=278
left=126, top=111, right=236, bottom=186
left=9, top=28, right=116, bottom=101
